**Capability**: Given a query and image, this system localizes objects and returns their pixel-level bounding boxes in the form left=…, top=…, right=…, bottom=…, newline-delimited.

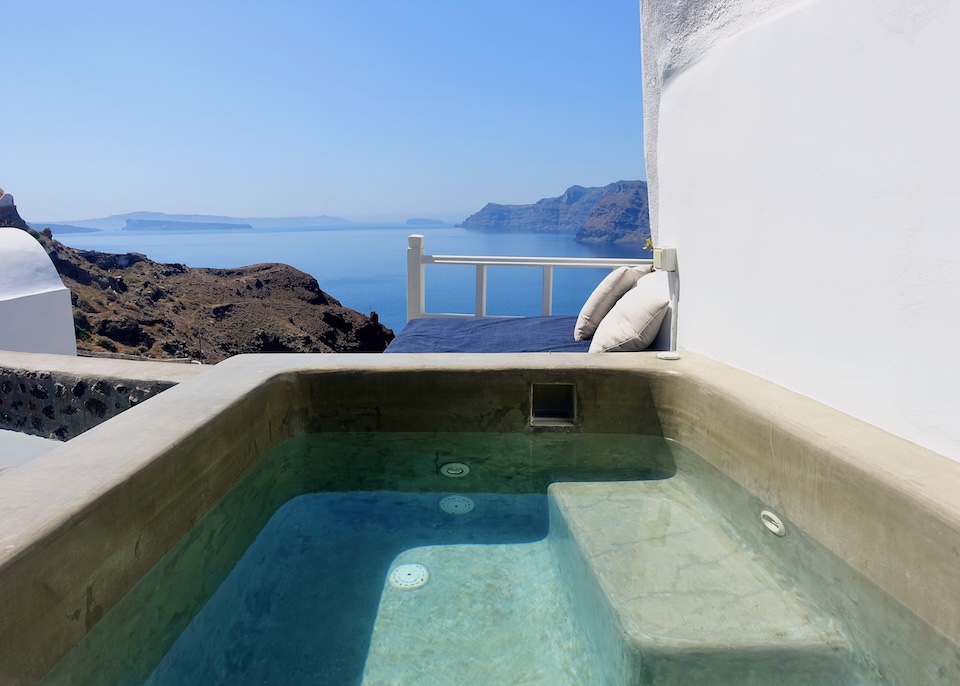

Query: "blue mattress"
left=384, top=315, right=590, bottom=353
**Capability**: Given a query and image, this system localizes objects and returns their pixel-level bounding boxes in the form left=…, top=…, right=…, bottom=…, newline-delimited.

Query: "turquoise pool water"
left=144, top=492, right=602, bottom=685
left=41, top=433, right=674, bottom=686
left=41, top=433, right=950, bottom=685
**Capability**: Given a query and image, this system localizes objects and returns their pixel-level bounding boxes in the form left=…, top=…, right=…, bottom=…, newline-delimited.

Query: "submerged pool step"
left=549, top=480, right=863, bottom=686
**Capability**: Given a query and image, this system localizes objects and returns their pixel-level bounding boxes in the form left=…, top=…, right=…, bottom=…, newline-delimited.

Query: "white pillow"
left=589, top=270, right=670, bottom=352
left=574, top=265, right=653, bottom=341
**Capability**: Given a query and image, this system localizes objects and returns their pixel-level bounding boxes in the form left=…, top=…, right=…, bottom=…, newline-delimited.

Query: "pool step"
left=549, top=480, right=863, bottom=686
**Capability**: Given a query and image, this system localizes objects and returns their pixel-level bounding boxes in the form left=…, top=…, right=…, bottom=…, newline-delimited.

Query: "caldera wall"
left=641, top=0, right=960, bottom=461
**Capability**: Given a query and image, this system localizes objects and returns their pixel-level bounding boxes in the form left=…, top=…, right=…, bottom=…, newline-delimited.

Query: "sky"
left=3, top=1, right=645, bottom=223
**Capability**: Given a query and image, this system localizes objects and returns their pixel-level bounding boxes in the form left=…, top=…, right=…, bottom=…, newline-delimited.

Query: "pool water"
left=40, top=433, right=916, bottom=685
left=143, top=492, right=599, bottom=685
left=41, top=433, right=674, bottom=686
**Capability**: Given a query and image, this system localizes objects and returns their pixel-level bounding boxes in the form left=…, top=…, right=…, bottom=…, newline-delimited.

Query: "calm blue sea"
left=55, top=225, right=647, bottom=334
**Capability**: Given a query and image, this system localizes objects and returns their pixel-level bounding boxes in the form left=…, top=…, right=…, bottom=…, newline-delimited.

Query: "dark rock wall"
left=0, top=367, right=177, bottom=440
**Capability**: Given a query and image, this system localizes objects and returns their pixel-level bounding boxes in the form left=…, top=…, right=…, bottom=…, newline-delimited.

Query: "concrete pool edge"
left=0, top=351, right=958, bottom=682
left=650, top=357, right=960, bottom=648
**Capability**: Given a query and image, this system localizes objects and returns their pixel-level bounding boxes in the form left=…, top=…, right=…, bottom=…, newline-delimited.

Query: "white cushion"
left=574, top=265, right=653, bottom=341
left=589, top=270, right=670, bottom=352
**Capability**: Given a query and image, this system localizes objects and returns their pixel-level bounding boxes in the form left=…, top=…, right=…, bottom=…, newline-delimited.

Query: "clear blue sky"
left=4, top=1, right=645, bottom=223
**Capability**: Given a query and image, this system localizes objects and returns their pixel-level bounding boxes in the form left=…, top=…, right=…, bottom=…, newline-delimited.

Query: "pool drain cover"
left=439, top=495, right=475, bottom=514
left=389, top=564, right=430, bottom=590
left=439, top=462, right=470, bottom=478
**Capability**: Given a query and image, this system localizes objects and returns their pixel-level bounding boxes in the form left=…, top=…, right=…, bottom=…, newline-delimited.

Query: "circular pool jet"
left=389, top=563, right=430, bottom=590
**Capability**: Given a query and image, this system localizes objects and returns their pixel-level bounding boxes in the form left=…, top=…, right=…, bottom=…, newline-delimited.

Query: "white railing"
left=406, top=234, right=656, bottom=321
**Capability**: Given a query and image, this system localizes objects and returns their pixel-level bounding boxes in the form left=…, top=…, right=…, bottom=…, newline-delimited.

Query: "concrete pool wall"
left=0, top=352, right=958, bottom=683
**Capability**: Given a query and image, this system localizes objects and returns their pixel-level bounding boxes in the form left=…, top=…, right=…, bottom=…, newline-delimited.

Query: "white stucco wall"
left=640, top=0, right=806, bottom=231
left=642, top=0, right=960, bottom=461
left=0, top=229, right=77, bottom=356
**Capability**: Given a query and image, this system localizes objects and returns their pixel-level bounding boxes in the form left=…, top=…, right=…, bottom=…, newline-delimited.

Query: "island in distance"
left=458, top=180, right=650, bottom=245
left=406, top=218, right=447, bottom=226
left=39, top=211, right=351, bottom=231
left=122, top=219, right=255, bottom=232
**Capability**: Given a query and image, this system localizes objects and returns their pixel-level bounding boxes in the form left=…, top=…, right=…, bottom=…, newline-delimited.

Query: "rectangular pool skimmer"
left=530, top=383, right=576, bottom=427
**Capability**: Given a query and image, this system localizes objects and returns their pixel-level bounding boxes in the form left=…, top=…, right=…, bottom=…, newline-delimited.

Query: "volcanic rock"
left=22, top=227, right=393, bottom=362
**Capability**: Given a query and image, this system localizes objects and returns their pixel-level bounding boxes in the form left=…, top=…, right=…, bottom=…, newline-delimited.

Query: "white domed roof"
left=0, top=228, right=68, bottom=300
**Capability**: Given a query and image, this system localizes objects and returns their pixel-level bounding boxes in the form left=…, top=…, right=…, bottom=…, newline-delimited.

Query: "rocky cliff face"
left=0, top=191, right=30, bottom=230
left=25, top=228, right=393, bottom=362
left=576, top=182, right=651, bottom=244
left=458, top=181, right=650, bottom=244
left=459, top=184, right=611, bottom=233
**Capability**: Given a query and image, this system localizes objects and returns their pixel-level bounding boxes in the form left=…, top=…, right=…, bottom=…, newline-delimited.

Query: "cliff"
left=458, top=181, right=650, bottom=244
left=25, top=228, right=393, bottom=362
left=576, top=182, right=651, bottom=244
left=0, top=191, right=30, bottom=230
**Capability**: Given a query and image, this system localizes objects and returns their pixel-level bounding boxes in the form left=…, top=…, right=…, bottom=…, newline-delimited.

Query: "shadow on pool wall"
left=1, top=353, right=958, bottom=684
left=292, top=366, right=669, bottom=436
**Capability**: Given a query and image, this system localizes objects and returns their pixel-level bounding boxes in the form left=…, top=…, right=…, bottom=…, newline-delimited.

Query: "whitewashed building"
left=642, top=0, right=960, bottom=462
left=0, top=224, right=77, bottom=356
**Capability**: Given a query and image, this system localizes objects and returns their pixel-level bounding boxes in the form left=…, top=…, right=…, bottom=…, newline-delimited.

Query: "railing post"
left=406, top=234, right=425, bottom=321
left=475, top=264, right=487, bottom=317
left=541, top=266, right=554, bottom=316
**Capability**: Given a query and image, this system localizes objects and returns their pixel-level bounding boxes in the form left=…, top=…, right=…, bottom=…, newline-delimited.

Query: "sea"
left=54, top=225, right=648, bottom=335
